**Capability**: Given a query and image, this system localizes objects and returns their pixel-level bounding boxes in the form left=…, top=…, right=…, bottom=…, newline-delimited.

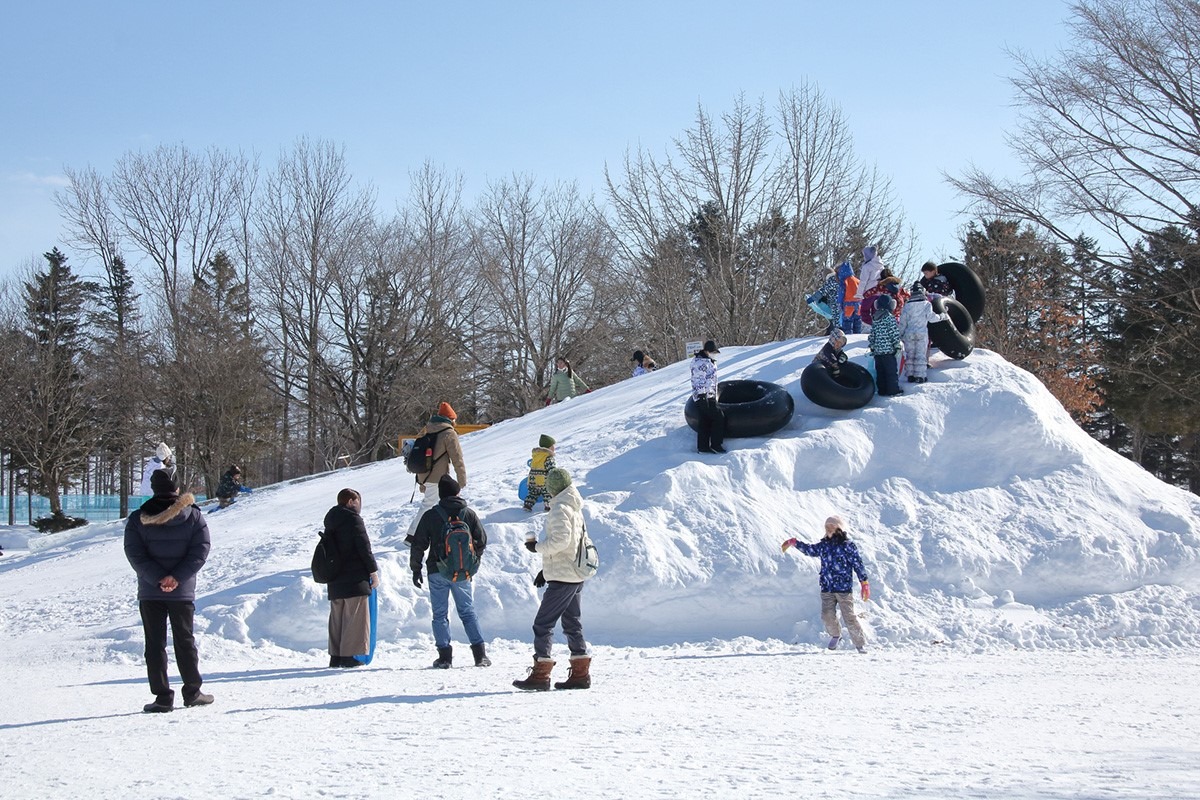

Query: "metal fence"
left=3, top=494, right=208, bottom=524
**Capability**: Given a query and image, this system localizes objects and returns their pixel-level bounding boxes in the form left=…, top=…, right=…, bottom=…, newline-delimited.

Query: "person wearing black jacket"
left=124, top=469, right=212, bottom=713
left=323, top=488, right=379, bottom=668
left=409, top=474, right=490, bottom=668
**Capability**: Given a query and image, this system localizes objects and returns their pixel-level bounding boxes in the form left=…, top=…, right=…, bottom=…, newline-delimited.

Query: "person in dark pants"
left=690, top=339, right=726, bottom=453
left=324, top=488, right=379, bottom=668
left=124, top=469, right=212, bottom=713
left=513, top=468, right=593, bottom=691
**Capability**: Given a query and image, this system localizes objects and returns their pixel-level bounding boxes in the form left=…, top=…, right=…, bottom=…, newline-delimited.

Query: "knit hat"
left=150, top=468, right=177, bottom=496
left=438, top=401, right=457, bottom=421
left=703, top=339, right=720, bottom=354
left=438, top=474, right=460, bottom=499
left=828, top=329, right=846, bottom=348
left=874, top=294, right=896, bottom=318
left=539, top=434, right=556, bottom=448
left=631, top=350, right=644, bottom=364
left=825, top=515, right=846, bottom=532
left=545, top=467, right=572, bottom=497
left=155, top=442, right=172, bottom=461
left=910, top=281, right=926, bottom=297
left=230, top=464, right=241, bottom=475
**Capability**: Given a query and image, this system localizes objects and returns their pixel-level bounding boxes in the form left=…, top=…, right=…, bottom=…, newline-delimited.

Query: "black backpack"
left=434, top=507, right=480, bottom=582
left=310, top=530, right=339, bottom=584
left=405, top=429, right=445, bottom=474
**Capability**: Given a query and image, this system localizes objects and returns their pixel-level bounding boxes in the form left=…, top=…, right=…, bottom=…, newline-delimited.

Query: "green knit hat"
left=545, top=467, right=571, bottom=497
left=539, top=434, right=556, bottom=448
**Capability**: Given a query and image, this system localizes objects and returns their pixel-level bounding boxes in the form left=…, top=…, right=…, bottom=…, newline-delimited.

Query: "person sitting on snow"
left=813, top=329, right=849, bottom=379
left=215, top=465, right=250, bottom=509
left=630, top=350, right=657, bottom=376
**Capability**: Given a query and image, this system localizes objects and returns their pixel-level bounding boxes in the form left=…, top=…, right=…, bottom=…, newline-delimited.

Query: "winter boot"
left=432, top=646, right=453, bottom=669
left=827, top=635, right=840, bottom=651
left=553, top=655, right=592, bottom=690
left=142, top=695, right=174, bottom=713
left=470, top=642, right=492, bottom=667
left=184, top=691, right=214, bottom=707
left=512, top=657, right=555, bottom=691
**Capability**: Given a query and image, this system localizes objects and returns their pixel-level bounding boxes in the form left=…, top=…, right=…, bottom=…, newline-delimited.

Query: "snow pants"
left=821, top=591, right=866, bottom=649
left=524, top=482, right=551, bottom=511
left=873, top=353, right=901, bottom=395
left=532, top=580, right=587, bottom=659
left=902, top=333, right=930, bottom=379
left=693, top=395, right=725, bottom=451
left=140, top=600, right=203, bottom=704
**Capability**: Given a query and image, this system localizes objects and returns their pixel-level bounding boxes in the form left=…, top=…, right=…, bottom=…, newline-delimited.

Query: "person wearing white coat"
left=896, top=282, right=949, bottom=383
left=139, top=443, right=174, bottom=496
left=513, top=467, right=592, bottom=691
left=858, top=245, right=885, bottom=296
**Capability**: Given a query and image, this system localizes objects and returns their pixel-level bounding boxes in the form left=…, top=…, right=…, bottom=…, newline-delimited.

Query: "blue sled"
left=808, top=299, right=833, bottom=320
left=353, top=588, right=378, bottom=665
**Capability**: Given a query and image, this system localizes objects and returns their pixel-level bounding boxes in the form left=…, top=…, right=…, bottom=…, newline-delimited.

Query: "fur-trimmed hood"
left=139, top=493, right=198, bottom=526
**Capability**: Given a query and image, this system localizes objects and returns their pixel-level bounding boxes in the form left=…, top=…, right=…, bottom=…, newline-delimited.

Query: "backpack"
left=405, top=429, right=445, bottom=474
left=310, top=530, right=339, bottom=584
left=575, top=522, right=599, bottom=580
left=435, top=507, right=480, bottom=582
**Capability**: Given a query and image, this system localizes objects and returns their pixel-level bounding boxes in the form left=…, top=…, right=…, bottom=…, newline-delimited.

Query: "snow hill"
left=3, top=336, right=1200, bottom=657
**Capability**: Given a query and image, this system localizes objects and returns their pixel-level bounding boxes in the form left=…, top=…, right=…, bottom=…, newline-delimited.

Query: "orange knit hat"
left=438, top=401, right=457, bottom=421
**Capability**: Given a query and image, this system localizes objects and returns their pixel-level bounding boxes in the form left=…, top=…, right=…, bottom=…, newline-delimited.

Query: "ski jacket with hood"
left=323, top=503, right=379, bottom=601
left=124, top=493, right=210, bottom=602
left=537, top=483, right=589, bottom=583
left=792, top=536, right=869, bottom=593
left=416, top=415, right=467, bottom=489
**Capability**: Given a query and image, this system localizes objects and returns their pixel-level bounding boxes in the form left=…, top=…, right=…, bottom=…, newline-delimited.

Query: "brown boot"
left=553, top=655, right=591, bottom=690
left=512, top=657, right=555, bottom=691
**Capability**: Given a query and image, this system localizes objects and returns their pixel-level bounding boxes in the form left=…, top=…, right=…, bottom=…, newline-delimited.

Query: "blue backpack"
left=435, top=507, right=480, bottom=582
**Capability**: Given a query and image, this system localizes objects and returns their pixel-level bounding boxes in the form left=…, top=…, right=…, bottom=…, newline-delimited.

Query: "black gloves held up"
left=412, top=570, right=423, bottom=588
left=533, top=570, right=546, bottom=588
left=524, top=540, right=538, bottom=553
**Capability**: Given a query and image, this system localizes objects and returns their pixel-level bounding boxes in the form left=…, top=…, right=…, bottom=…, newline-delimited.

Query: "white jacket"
left=139, top=457, right=167, bottom=495
left=538, top=484, right=589, bottom=582
left=897, top=296, right=948, bottom=338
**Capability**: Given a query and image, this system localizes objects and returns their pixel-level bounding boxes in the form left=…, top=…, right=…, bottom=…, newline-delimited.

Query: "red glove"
left=780, top=538, right=798, bottom=553
left=861, top=581, right=871, bottom=601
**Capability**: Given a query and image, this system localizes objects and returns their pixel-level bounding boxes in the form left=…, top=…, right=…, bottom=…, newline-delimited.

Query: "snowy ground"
left=2, top=336, right=1199, bottom=798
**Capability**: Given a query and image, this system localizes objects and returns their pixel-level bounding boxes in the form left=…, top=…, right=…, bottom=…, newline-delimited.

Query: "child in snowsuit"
left=867, top=294, right=903, bottom=396
left=836, top=261, right=861, bottom=335
left=215, top=465, right=247, bottom=509
left=919, top=261, right=952, bottom=296
left=897, top=282, right=949, bottom=383
left=812, top=329, right=849, bottom=378
left=523, top=434, right=556, bottom=512
left=782, top=515, right=871, bottom=653
left=806, top=270, right=841, bottom=334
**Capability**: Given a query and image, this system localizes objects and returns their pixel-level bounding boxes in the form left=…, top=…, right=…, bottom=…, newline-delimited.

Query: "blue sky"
left=0, top=0, right=1073, bottom=281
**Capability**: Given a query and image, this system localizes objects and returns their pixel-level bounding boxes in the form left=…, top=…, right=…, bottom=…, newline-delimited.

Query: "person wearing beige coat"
left=513, top=468, right=592, bottom=691
left=405, top=402, right=468, bottom=543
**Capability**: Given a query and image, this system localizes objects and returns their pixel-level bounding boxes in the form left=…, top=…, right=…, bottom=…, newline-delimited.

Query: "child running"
left=782, top=515, right=871, bottom=653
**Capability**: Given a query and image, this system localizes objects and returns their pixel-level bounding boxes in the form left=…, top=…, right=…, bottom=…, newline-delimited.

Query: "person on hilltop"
left=868, top=294, right=904, bottom=397
left=690, top=339, right=726, bottom=454
left=123, top=468, right=212, bottom=712
left=323, top=488, right=379, bottom=668
left=513, top=467, right=593, bottom=691
left=630, top=350, right=657, bottom=377
left=836, top=261, right=862, bottom=335
left=215, top=465, right=251, bottom=509
left=898, top=281, right=950, bottom=384
left=806, top=269, right=841, bottom=335
left=546, top=356, right=590, bottom=404
left=919, top=261, right=952, bottom=296
left=410, top=475, right=490, bottom=669
left=139, top=442, right=174, bottom=496
left=861, top=269, right=909, bottom=324
left=405, top=402, right=468, bottom=543
left=782, top=515, right=871, bottom=654
left=813, top=329, right=849, bottom=379
left=858, top=245, right=886, bottom=296
left=523, top=434, right=557, bottom=513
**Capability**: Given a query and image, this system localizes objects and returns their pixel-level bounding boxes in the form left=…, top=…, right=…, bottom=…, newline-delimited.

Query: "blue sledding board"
left=808, top=299, right=832, bottom=319
left=518, top=477, right=529, bottom=501
left=353, top=587, right=378, bottom=665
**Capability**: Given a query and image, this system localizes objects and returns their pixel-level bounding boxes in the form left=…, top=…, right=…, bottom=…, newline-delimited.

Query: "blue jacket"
left=792, top=536, right=869, bottom=593
left=124, top=493, right=210, bottom=602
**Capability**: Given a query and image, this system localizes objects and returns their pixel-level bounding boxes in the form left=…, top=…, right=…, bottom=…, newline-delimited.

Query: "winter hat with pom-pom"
left=155, top=442, right=172, bottom=461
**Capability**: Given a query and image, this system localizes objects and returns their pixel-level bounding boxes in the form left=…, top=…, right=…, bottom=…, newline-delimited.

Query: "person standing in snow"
left=523, top=434, right=557, bottom=513
left=897, top=282, right=949, bottom=384
left=918, top=261, right=952, bottom=296
left=123, top=469, right=213, bottom=712
left=405, top=401, right=468, bottom=542
left=323, top=487, right=379, bottom=668
left=868, top=294, right=904, bottom=397
left=782, top=515, right=871, bottom=653
left=836, top=261, right=862, bottom=335
left=513, top=467, right=592, bottom=691
left=409, top=475, right=490, bottom=669
left=138, top=442, right=174, bottom=496
left=861, top=269, right=908, bottom=324
left=858, top=245, right=885, bottom=297
left=630, top=350, right=657, bottom=376
left=807, top=269, right=841, bottom=335
left=690, top=339, right=726, bottom=454
left=546, top=357, right=590, bottom=404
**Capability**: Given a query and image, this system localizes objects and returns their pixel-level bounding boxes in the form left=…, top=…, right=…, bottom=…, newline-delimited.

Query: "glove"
left=781, top=538, right=797, bottom=553
left=412, top=570, right=423, bottom=588
left=533, top=570, right=546, bottom=588
left=524, top=540, right=538, bottom=553
left=830, top=367, right=841, bottom=379
left=837, top=352, right=848, bottom=364
left=861, top=581, right=870, bottom=601
left=240, top=486, right=253, bottom=493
